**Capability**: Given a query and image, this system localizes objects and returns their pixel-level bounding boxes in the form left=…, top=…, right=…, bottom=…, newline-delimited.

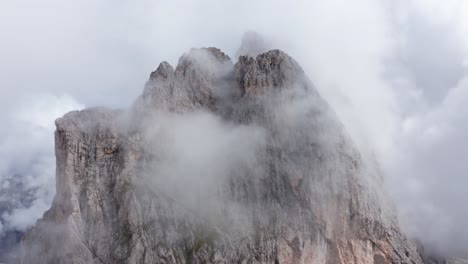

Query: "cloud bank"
left=1, top=0, right=468, bottom=257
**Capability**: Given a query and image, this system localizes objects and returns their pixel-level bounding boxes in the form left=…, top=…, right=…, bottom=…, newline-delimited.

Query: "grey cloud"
left=0, top=95, right=82, bottom=235
left=1, top=0, right=468, bottom=258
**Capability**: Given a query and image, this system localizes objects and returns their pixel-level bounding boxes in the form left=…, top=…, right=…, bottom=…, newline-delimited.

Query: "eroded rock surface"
left=21, top=47, right=429, bottom=264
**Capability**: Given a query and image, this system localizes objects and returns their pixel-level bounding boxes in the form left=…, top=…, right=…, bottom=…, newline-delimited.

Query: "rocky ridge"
left=20, top=45, right=430, bottom=264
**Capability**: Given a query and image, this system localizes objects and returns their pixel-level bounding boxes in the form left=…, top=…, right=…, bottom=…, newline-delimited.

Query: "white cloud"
left=0, top=94, right=83, bottom=233
left=1, top=0, right=468, bottom=256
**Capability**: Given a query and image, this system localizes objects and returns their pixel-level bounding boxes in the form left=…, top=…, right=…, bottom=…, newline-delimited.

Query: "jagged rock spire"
left=142, top=47, right=234, bottom=112
left=236, top=49, right=307, bottom=95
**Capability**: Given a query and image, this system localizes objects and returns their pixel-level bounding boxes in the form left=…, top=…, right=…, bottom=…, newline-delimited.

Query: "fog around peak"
left=1, top=0, right=468, bottom=257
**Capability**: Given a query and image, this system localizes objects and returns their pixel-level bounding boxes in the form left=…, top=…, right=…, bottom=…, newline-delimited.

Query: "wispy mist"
left=141, top=110, right=265, bottom=218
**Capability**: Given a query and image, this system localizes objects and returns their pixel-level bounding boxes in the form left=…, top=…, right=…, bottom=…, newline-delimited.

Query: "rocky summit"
left=20, top=45, right=432, bottom=263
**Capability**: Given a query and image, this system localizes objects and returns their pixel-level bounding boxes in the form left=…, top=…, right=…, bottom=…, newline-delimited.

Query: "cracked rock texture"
left=21, top=46, right=430, bottom=263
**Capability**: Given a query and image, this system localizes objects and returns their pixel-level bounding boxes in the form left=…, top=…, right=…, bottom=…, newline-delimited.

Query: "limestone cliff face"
left=21, top=47, right=428, bottom=264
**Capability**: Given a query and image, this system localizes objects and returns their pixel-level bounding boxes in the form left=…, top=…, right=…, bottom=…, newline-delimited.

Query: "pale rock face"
left=21, top=46, right=430, bottom=264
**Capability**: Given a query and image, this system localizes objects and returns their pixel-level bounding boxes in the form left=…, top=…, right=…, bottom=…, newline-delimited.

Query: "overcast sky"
left=1, top=0, right=468, bottom=257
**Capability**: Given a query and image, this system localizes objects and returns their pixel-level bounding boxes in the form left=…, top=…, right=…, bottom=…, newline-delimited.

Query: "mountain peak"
left=21, top=42, right=429, bottom=264
left=175, top=47, right=232, bottom=73
left=149, top=61, right=174, bottom=81
left=236, top=49, right=306, bottom=95
left=142, top=47, right=311, bottom=114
